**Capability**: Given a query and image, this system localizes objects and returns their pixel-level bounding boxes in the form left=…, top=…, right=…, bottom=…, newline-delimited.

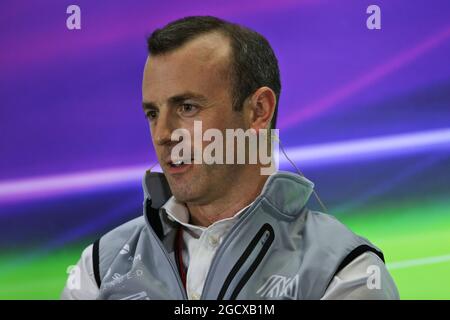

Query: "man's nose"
left=152, top=110, right=175, bottom=146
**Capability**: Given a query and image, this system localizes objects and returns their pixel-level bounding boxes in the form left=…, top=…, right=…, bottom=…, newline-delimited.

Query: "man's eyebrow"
left=167, top=92, right=208, bottom=105
left=142, top=92, right=208, bottom=112
left=142, top=101, right=158, bottom=111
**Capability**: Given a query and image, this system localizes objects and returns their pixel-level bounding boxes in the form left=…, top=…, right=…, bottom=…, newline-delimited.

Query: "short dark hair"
left=147, top=16, right=281, bottom=130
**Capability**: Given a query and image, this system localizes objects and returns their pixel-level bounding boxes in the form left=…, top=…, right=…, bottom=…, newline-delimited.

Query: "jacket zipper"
left=218, top=224, right=274, bottom=300
left=145, top=200, right=188, bottom=299
left=200, top=200, right=270, bottom=299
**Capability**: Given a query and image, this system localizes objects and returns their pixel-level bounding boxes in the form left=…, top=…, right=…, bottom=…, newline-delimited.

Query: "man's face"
left=142, top=32, right=248, bottom=204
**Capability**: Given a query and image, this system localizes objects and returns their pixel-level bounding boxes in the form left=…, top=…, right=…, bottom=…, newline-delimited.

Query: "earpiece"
left=272, top=132, right=328, bottom=213
left=149, top=131, right=329, bottom=213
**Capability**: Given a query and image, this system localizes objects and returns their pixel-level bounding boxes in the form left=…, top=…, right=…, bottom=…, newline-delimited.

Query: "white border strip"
left=387, top=254, right=450, bottom=270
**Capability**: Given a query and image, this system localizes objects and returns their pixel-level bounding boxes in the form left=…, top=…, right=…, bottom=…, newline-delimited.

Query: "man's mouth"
left=166, top=158, right=194, bottom=174
left=169, top=160, right=186, bottom=168
left=168, top=156, right=193, bottom=165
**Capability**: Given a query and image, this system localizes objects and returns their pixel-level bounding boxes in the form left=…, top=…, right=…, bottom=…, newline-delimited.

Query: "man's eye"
left=146, top=110, right=158, bottom=120
left=179, top=103, right=198, bottom=115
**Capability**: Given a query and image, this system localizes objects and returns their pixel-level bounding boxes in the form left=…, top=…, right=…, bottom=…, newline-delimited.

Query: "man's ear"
left=247, top=87, right=276, bottom=133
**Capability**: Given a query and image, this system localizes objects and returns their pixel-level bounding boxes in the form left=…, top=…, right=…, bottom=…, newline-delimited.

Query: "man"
left=61, top=16, right=399, bottom=300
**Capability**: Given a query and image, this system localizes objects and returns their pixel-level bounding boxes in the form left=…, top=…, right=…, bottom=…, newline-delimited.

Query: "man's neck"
left=186, top=171, right=268, bottom=227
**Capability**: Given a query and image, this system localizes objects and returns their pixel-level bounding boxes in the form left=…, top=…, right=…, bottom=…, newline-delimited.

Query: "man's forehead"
left=143, top=32, right=232, bottom=102
left=183, top=32, right=231, bottom=61
left=146, top=32, right=231, bottom=73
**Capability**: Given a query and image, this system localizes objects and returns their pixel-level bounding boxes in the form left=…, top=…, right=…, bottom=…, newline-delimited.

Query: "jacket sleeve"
left=321, top=251, right=400, bottom=300
left=60, top=244, right=100, bottom=300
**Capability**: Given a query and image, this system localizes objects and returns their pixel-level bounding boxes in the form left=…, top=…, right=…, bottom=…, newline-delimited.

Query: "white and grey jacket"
left=61, top=171, right=399, bottom=300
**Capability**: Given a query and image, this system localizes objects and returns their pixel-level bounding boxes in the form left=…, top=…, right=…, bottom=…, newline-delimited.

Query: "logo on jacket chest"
left=256, top=274, right=299, bottom=299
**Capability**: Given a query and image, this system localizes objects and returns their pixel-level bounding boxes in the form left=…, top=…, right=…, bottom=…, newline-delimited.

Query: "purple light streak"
left=279, top=25, right=450, bottom=129
left=0, top=128, right=449, bottom=203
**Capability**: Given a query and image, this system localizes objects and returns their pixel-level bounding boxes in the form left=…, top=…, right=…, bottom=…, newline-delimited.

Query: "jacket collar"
left=142, top=169, right=314, bottom=220
left=257, top=170, right=315, bottom=218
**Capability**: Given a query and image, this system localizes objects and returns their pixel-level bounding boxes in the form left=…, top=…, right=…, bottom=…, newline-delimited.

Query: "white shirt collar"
left=158, top=171, right=278, bottom=237
left=159, top=196, right=252, bottom=237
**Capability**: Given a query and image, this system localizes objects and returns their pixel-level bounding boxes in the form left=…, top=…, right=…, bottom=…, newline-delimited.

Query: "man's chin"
left=169, top=186, right=202, bottom=203
left=164, top=167, right=192, bottom=184
left=165, top=174, right=197, bottom=202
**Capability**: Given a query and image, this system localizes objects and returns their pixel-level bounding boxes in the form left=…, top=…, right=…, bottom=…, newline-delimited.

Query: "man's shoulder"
left=302, top=209, right=383, bottom=256
left=99, top=215, right=147, bottom=248
left=302, top=209, right=354, bottom=237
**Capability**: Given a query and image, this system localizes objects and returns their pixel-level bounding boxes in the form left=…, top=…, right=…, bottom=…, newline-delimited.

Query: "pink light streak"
left=279, top=25, right=450, bottom=129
